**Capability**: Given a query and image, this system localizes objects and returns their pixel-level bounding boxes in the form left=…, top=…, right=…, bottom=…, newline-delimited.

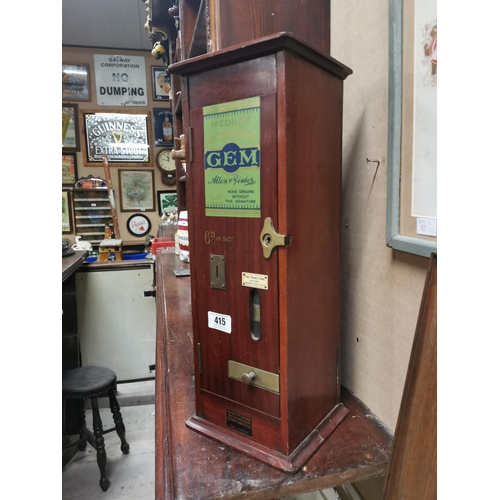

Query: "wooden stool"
left=62, top=366, right=130, bottom=492
left=97, top=238, right=123, bottom=262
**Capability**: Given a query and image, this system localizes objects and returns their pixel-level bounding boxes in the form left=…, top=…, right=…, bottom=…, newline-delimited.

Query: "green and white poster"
left=203, top=96, right=261, bottom=218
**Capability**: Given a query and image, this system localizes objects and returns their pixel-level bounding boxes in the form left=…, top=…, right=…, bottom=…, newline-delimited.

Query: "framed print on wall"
left=153, top=107, right=174, bottom=147
left=387, top=0, right=437, bottom=257
left=82, top=111, right=152, bottom=166
left=62, top=63, right=91, bottom=101
left=62, top=103, right=80, bottom=152
left=62, top=189, right=73, bottom=234
left=157, top=191, right=178, bottom=215
left=62, top=153, right=78, bottom=185
left=152, top=66, right=171, bottom=101
left=118, top=168, right=156, bottom=212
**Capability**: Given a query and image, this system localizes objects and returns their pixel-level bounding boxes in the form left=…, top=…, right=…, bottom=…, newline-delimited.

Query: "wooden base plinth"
left=186, top=403, right=349, bottom=473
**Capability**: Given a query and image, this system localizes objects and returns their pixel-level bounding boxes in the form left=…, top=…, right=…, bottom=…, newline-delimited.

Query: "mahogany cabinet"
left=165, top=0, right=332, bottom=212
left=207, top=0, right=330, bottom=53
left=168, top=32, right=352, bottom=473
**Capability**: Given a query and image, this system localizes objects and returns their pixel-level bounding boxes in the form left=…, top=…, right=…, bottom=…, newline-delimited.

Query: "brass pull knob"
left=241, top=371, right=256, bottom=385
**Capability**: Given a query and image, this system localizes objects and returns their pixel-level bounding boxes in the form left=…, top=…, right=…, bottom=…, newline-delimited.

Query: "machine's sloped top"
left=168, top=31, right=353, bottom=80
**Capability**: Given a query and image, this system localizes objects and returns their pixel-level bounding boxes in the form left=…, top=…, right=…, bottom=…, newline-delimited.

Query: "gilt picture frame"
left=62, top=103, right=80, bottom=152
left=62, top=189, right=73, bottom=234
left=62, top=153, right=78, bottom=186
left=118, top=168, right=156, bottom=212
left=62, top=63, right=91, bottom=101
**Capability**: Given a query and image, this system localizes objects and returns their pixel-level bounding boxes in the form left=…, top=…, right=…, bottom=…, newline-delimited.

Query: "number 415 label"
left=208, top=311, right=232, bottom=334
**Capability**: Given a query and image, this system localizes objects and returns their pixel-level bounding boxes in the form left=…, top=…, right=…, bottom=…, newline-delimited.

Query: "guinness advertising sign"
left=83, top=111, right=151, bottom=165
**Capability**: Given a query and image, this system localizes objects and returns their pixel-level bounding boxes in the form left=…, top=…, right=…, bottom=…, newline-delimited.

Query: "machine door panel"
left=190, top=94, right=280, bottom=417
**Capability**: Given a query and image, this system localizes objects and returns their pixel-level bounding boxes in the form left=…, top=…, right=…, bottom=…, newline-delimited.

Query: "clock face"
left=157, top=149, right=176, bottom=172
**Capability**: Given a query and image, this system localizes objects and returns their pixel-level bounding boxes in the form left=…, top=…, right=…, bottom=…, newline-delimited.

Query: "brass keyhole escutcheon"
left=259, top=217, right=291, bottom=259
left=262, top=234, right=272, bottom=246
left=242, top=371, right=256, bottom=385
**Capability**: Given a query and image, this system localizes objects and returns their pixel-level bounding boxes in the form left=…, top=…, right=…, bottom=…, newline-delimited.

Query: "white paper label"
left=416, top=217, right=437, bottom=237
left=208, top=311, right=232, bottom=334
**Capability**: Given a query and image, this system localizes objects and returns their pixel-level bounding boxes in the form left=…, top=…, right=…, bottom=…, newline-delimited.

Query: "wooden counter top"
left=62, top=250, right=88, bottom=282
left=155, top=251, right=393, bottom=499
left=81, top=258, right=154, bottom=271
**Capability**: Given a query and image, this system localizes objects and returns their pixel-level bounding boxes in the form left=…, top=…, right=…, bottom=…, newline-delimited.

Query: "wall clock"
left=156, top=148, right=177, bottom=185
left=126, top=214, right=152, bottom=237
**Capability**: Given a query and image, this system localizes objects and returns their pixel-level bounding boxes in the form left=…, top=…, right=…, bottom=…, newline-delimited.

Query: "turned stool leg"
left=76, top=398, right=88, bottom=451
left=91, top=396, right=110, bottom=492
left=108, top=389, right=130, bottom=454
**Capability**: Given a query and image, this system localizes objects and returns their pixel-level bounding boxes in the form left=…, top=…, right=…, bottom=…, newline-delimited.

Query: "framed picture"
left=62, top=63, right=91, bottom=101
left=152, top=66, right=171, bottom=101
left=62, top=189, right=73, bottom=234
left=153, top=107, right=174, bottom=147
left=126, top=214, right=152, bottom=237
left=62, top=153, right=78, bottom=185
left=82, top=110, right=152, bottom=166
left=118, top=168, right=156, bottom=212
left=387, top=0, right=437, bottom=257
left=157, top=190, right=178, bottom=215
left=62, top=103, right=80, bottom=152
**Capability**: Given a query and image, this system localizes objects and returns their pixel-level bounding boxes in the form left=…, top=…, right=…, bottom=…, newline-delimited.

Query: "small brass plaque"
left=226, top=409, right=252, bottom=436
left=242, top=272, right=268, bottom=290
left=228, top=360, right=280, bottom=394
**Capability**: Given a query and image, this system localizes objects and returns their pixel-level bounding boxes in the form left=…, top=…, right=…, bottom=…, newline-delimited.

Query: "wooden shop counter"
left=155, top=251, right=393, bottom=499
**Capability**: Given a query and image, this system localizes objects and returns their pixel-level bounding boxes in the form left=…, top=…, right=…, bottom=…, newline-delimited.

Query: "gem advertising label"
left=203, top=97, right=261, bottom=218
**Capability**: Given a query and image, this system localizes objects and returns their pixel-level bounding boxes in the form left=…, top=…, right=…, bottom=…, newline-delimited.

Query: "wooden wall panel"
left=383, top=253, right=437, bottom=499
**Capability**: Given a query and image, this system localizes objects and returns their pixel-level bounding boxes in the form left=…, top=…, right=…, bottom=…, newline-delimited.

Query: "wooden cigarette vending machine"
left=169, top=33, right=352, bottom=473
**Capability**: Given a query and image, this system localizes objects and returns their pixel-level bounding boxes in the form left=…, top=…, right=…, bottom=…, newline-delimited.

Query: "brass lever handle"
left=260, top=217, right=290, bottom=259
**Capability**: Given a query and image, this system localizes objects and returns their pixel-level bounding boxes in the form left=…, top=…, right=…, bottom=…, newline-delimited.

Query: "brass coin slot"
left=210, top=254, right=226, bottom=289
